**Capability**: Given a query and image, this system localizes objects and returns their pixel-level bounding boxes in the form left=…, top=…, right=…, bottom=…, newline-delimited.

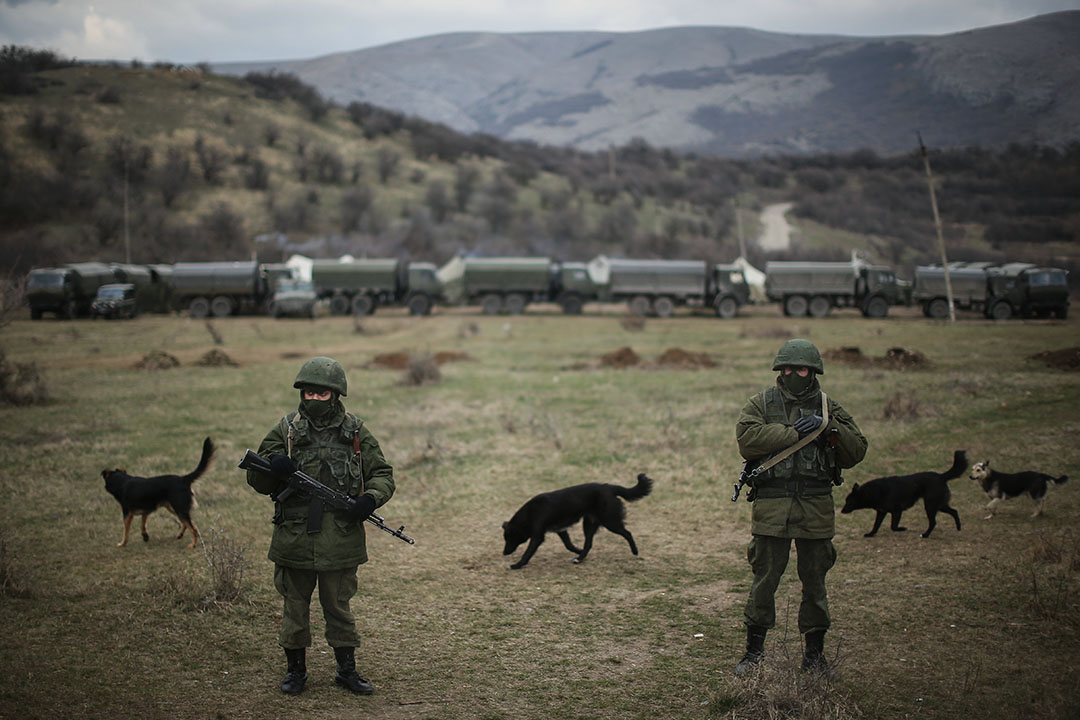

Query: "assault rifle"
left=239, top=450, right=415, bottom=545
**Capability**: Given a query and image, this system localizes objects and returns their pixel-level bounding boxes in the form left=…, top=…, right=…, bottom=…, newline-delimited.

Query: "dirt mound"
left=196, top=349, right=238, bottom=367
left=135, top=350, right=180, bottom=370
left=824, top=346, right=928, bottom=370
left=879, top=347, right=929, bottom=370
left=823, top=347, right=871, bottom=366
left=1029, top=347, right=1080, bottom=371
left=372, top=352, right=410, bottom=369
left=433, top=351, right=472, bottom=365
left=600, top=346, right=641, bottom=367
left=656, top=348, right=716, bottom=369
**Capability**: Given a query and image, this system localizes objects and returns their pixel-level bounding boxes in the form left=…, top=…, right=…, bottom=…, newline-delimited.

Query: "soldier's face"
left=782, top=366, right=811, bottom=378
left=302, top=389, right=332, bottom=401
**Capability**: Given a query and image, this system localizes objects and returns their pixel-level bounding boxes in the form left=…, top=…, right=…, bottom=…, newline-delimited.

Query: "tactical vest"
left=752, top=386, right=836, bottom=499
left=274, top=411, right=365, bottom=522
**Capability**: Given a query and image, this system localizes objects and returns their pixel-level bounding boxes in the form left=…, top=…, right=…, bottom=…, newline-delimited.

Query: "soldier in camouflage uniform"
left=733, top=339, right=866, bottom=677
left=247, top=356, right=395, bottom=696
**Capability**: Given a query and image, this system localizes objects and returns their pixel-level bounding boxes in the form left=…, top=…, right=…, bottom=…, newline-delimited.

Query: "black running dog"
left=840, top=450, right=966, bottom=538
left=102, top=437, right=214, bottom=548
left=502, top=473, right=653, bottom=569
left=970, top=460, right=1068, bottom=519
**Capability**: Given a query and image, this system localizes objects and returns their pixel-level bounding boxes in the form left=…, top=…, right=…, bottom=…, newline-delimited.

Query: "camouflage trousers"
left=742, top=534, right=837, bottom=634
left=274, top=565, right=361, bottom=649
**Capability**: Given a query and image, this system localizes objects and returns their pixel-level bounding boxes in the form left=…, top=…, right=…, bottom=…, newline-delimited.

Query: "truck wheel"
left=808, top=296, right=831, bottom=318
left=1053, top=306, right=1068, bottom=320
left=480, top=294, right=502, bottom=315
left=863, top=296, right=889, bottom=318
left=329, top=294, right=351, bottom=315
left=269, top=302, right=283, bottom=319
left=990, top=300, right=1012, bottom=320
left=652, top=296, right=675, bottom=318
left=352, top=295, right=375, bottom=316
left=210, top=296, right=233, bottom=317
left=188, top=297, right=210, bottom=318
left=784, top=295, right=808, bottom=317
left=715, top=296, right=738, bottom=319
left=504, top=294, right=527, bottom=315
left=407, top=294, right=432, bottom=316
left=30, top=308, right=42, bottom=320
left=628, top=296, right=651, bottom=317
left=558, top=293, right=583, bottom=315
left=927, top=298, right=949, bottom=319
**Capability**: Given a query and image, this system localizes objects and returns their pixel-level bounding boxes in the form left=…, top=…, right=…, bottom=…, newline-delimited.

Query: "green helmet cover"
left=771, top=339, right=824, bottom=374
left=293, top=356, right=348, bottom=396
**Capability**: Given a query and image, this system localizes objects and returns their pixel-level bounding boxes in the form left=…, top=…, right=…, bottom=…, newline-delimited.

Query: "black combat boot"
left=801, top=630, right=832, bottom=677
left=733, top=625, right=767, bottom=677
left=333, top=646, right=374, bottom=695
left=281, top=648, right=307, bottom=695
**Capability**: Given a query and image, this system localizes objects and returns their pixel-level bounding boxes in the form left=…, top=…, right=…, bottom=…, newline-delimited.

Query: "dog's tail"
left=182, top=437, right=215, bottom=486
left=942, top=450, right=968, bottom=482
left=1053, top=475, right=1069, bottom=486
left=614, top=473, right=653, bottom=502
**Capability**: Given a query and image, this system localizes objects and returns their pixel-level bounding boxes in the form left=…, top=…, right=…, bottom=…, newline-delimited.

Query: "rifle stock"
left=239, top=449, right=415, bottom=545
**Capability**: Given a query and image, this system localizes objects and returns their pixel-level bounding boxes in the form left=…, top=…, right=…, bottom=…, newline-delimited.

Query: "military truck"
left=712, top=264, right=753, bottom=318
left=764, top=260, right=904, bottom=318
left=311, top=258, right=441, bottom=316
left=437, top=257, right=557, bottom=315
left=169, top=261, right=268, bottom=317
left=584, top=257, right=705, bottom=317
left=90, top=283, right=138, bottom=319
left=110, top=263, right=172, bottom=314
left=913, top=263, right=994, bottom=318
left=985, top=263, right=1069, bottom=319
left=26, top=262, right=115, bottom=319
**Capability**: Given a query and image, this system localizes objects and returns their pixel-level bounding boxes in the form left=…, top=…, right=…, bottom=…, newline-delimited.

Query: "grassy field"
left=1, top=305, right=1078, bottom=720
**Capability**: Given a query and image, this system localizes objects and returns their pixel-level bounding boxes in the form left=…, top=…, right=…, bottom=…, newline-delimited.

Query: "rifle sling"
left=754, top=392, right=829, bottom=475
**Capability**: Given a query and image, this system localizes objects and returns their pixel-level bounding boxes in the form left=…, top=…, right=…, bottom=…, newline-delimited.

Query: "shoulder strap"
left=752, top=392, right=829, bottom=476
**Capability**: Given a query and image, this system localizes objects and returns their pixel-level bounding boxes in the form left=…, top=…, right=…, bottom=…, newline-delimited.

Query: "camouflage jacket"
left=735, top=378, right=866, bottom=539
left=247, top=403, right=395, bottom=570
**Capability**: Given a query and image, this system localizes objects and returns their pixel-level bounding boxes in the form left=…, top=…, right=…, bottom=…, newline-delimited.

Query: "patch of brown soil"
left=195, top=349, right=239, bottom=367
left=372, top=352, right=411, bottom=369
left=600, top=346, right=641, bottom=367
left=823, top=347, right=871, bottom=366
left=878, top=347, right=929, bottom=370
left=1029, top=347, right=1080, bottom=371
left=433, top=351, right=472, bottom=365
left=656, top=348, right=716, bottom=369
left=134, top=350, right=180, bottom=370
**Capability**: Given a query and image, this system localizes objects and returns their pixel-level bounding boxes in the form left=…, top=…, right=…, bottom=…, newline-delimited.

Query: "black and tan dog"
left=102, top=437, right=214, bottom=548
left=502, top=473, right=653, bottom=569
left=840, top=450, right=966, bottom=538
left=970, top=460, right=1068, bottom=519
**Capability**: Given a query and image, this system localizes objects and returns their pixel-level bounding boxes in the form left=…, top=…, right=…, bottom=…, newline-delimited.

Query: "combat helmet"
left=294, top=356, right=348, bottom=396
left=771, top=339, right=824, bottom=374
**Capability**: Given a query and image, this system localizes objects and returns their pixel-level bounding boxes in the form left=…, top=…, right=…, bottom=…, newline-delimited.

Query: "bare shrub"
left=882, top=390, right=921, bottom=420
left=1026, top=530, right=1080, bottom=626
left=403, top=353, right=442, bottom=386
left=0, top=530, right=31, bottom=598
left=0, top=348, right=49, bottom=406
left=200, top=524, right=251, bottom=607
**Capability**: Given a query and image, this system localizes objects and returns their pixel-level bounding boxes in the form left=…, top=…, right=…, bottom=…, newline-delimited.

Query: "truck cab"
left=711, top=264, right=751, bottom=318
left=986, top=264, right=1069, bottom=319
left=91, top=283, right=138, bottom=319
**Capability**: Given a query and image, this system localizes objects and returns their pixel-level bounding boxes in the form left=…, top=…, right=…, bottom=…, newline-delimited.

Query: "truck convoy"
left=913, top=262, right=1070, bottom=319
left=764, top=260, right=906, bottom=318
left=22, top=255, right=1068, bottom=321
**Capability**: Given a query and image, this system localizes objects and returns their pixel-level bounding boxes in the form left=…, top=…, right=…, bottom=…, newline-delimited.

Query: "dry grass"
left=0, top=309, right=1078, bottom=719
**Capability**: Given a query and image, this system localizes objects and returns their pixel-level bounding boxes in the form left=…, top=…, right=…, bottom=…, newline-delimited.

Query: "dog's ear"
left=851, top=483, right=860, bottom=490
left=984, top=459, right=990, bottom=468
left=502, top=521, right=508, bottom=529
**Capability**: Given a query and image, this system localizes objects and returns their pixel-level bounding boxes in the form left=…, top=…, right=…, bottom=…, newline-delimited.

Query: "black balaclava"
left=779, top=368, right=814, bottom=395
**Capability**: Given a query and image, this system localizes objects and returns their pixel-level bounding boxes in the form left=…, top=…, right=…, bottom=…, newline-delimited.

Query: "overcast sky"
left=2, top=0, right=1078, bottom=64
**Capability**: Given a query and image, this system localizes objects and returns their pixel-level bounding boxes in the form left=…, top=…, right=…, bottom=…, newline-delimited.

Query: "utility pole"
left=918, top=132, right=954, bottom=322
left=123, top=153, right=131, bottom=264
left=734, top=196, right=747, bottom=259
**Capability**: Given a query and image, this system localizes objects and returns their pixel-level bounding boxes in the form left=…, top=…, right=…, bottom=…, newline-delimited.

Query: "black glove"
left=269, top=453, right=298, bottom=478
left=794, top=414, right=823, bottom=437
left=345, top=494, right=376, bottom=523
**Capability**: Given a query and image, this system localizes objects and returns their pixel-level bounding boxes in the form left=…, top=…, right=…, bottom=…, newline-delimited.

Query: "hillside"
left=1, top=55, right=1078, bottom=289
left=214, top=12, right=1080, bottom=157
